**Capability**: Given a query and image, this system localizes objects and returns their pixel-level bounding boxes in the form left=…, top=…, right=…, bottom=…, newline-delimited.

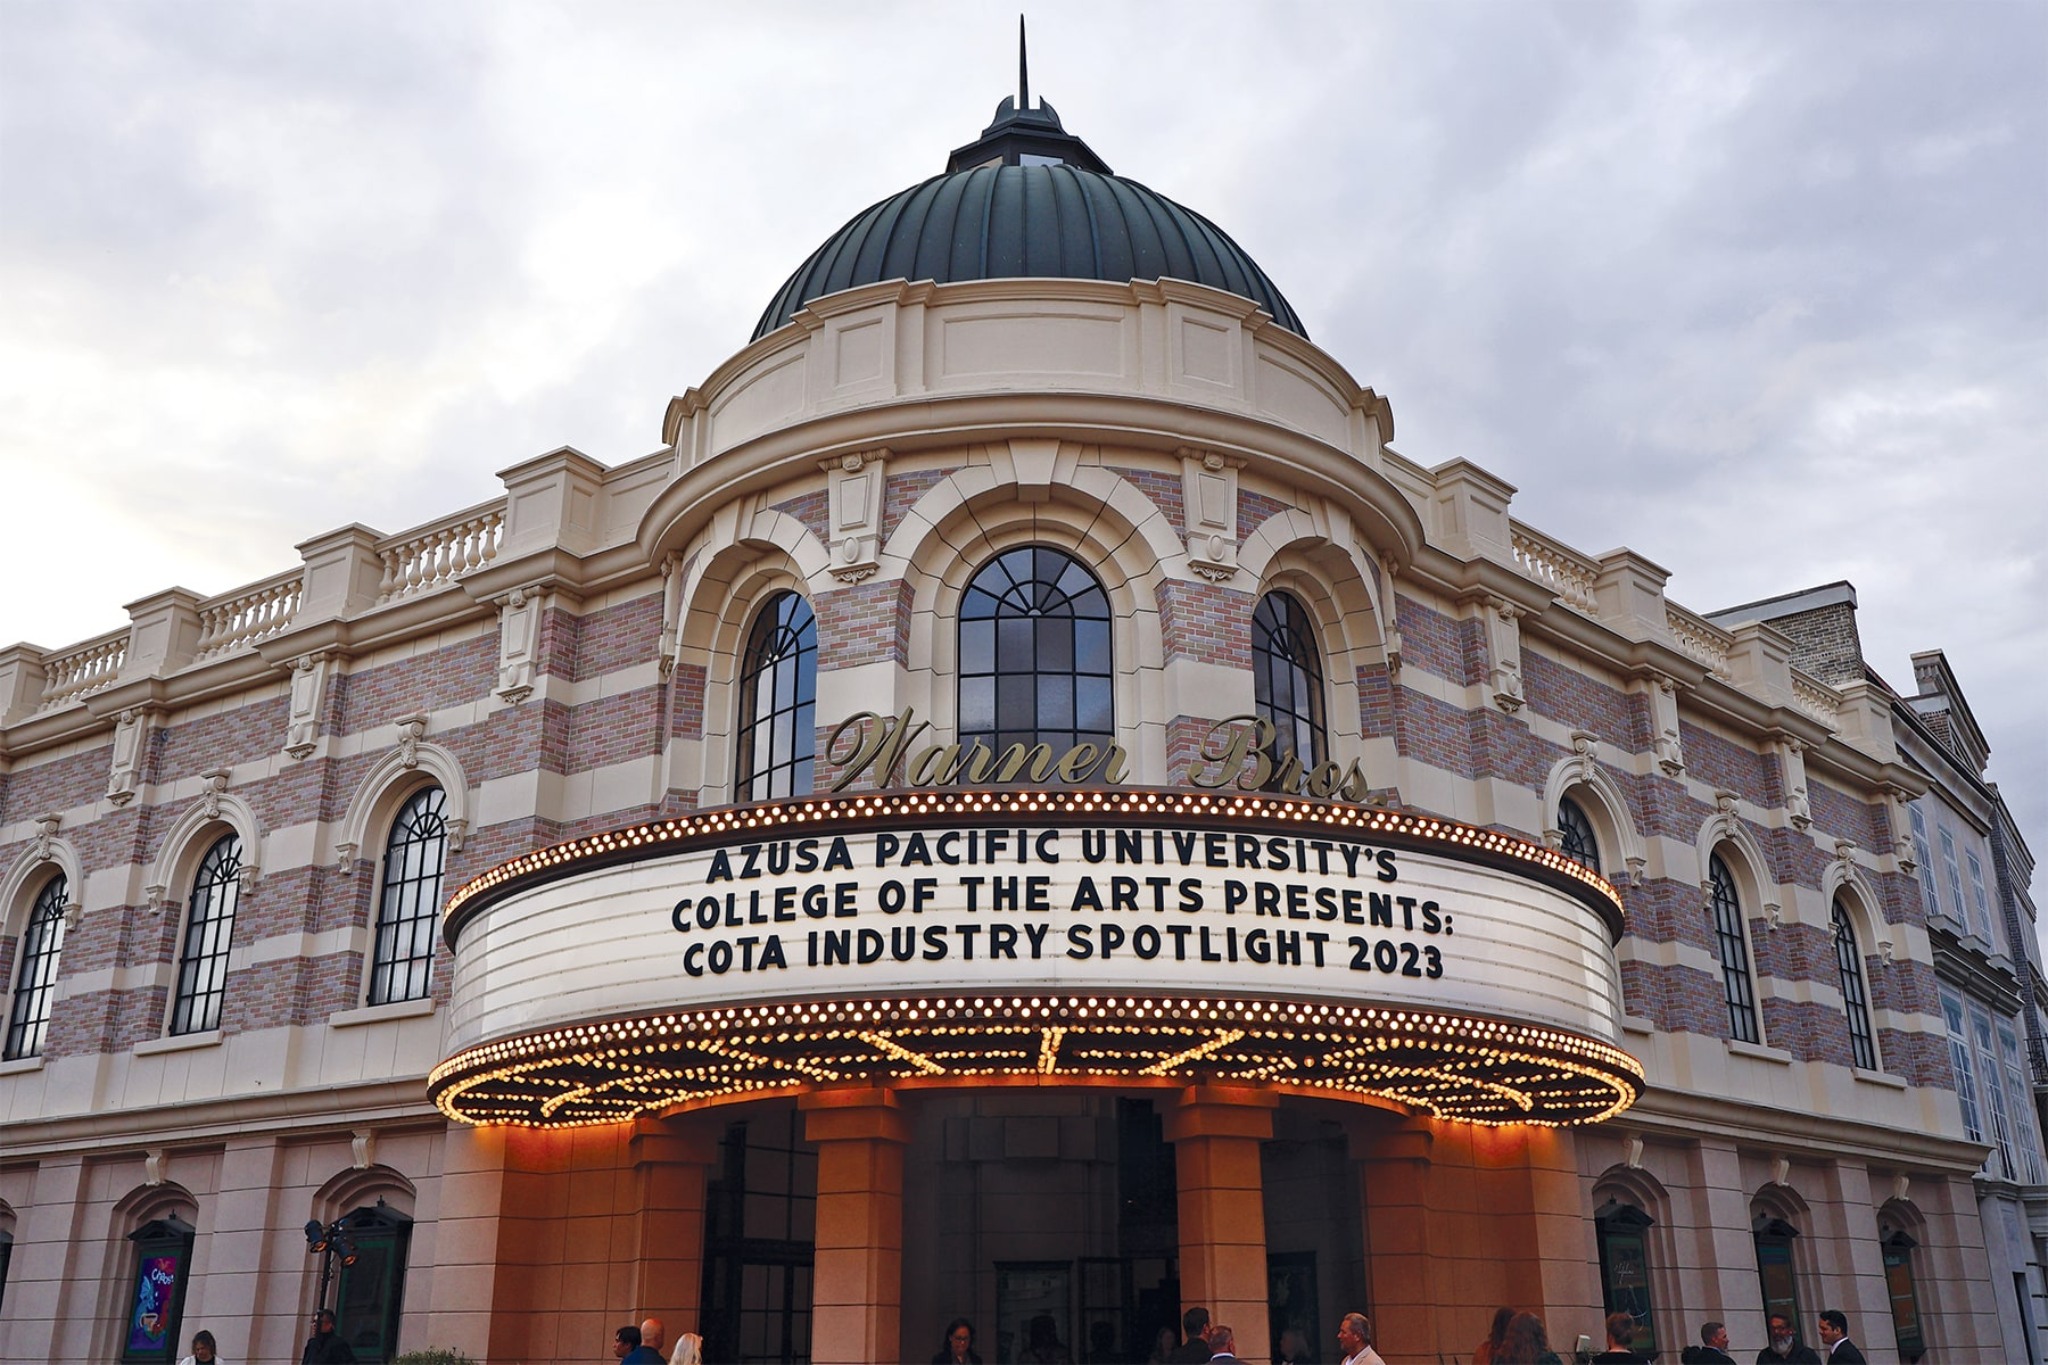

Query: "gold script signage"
left=825, top=710, right=1378, bottom=801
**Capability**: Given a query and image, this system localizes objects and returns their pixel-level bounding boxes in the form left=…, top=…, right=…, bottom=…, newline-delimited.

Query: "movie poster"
left=126, top=1252, right=183, bottom=1355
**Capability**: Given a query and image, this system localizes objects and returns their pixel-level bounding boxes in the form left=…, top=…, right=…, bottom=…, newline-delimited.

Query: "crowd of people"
left=156, top=1301, right=1865, bottom=1363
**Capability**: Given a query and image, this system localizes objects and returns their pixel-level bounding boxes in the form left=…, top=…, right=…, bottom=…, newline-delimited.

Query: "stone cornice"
left=1620, top=1084, right=1986, bottom=1173
left=0, top=1077, right=440, bottom=1162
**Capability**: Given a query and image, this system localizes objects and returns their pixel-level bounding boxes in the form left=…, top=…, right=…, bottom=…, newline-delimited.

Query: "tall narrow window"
left=334, top=1203, right=414, bottom=1360
left=170, top=835, right=240, bottom=1036
left=958, top=547, right=1113, bottom=756
left=1882, top=1232, right=1926, bottom=1363
left=1557, top=798, right=1602, bottom=874
left=1939, top=827, right=1968, bottom=931
left=1752, top=1216, right=1803, bottom=1343
left=1594, top=1200, right=1657, bottom=1356
left=1965, top=850, right=1994, bottom=943
left=370, top=787, right=449, bottom=1006
left=1908, top=805, right=1941, bottom=915
left=1710, top=854, right=1759, bottom=1044
left=1832, top=899, right=1877, bottom=1070
left=1999, top=1022, right=2046, bottom=1185
left=4, top=875, right=68, bottom=1059
left=1252, top=591, right=1327, bottom=770
left=735, top=593, right=817, bottom=800
left=1973, top=1003, right=2016, bottom=1179
left=1942, top=990, right=1983, bottom=1144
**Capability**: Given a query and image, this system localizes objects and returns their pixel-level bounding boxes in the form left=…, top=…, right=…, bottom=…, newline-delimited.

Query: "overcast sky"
left=1, top=2, right=2041, bottom=861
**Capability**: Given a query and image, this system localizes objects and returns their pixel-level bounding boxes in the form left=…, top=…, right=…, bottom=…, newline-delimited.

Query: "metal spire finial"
left=1019, top=15, right=1030, bottom=110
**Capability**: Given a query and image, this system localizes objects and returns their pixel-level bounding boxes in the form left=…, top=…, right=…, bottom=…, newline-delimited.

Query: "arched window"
left=1832, top=898, right=1877, bottom=1070
left=4, top=875, right=67, bottom=1060
left=1594, top=1199, right=1657, bottom=1357
left=170, top=835, right=241, bottom=1036
left=1558, top=797, right=1602, bottom=874
left=1252, top=591, right=1327, bottom=769
left=369, top=787, right=449, bottom=1006
left=735, top=593, right=818, bottom=800
left=958, top=547, right=1113, bottom=754
left=1709, top=854, right=1759, bottom=1044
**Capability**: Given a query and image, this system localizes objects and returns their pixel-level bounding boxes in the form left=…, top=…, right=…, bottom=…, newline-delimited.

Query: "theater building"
left=0, top=85, right=2030, bottom=1364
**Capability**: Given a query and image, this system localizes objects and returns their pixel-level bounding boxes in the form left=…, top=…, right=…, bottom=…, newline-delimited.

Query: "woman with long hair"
left=666, top=1331, right=703, bottom=1365
left=1474, top=1307, right=1515, bottom=1364
left=1494, top=1313, right=1562, bottom=1365
left=177, top=1330, right=220, bottom=1365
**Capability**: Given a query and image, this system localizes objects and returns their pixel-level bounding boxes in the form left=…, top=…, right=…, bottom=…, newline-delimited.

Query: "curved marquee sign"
left=430, top=790, right=1643, bottom=1128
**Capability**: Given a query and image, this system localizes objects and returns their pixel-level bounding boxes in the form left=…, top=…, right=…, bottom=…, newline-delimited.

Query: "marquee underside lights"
left=428, top=993, right=1645, bottom=1128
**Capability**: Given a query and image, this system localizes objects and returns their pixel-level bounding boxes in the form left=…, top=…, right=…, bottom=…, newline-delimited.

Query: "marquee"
left=429, top=789, right=1644, bottom=1128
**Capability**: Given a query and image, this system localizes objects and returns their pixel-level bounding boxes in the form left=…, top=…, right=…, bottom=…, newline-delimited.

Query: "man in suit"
left=1168, top=1308, right=1213, bottom=1364
left=1205, top=1325, right=1239, bottom=1363
left=1814, top=1311, right=1866, bottom=1364
left=1680, top=1320, right=1736, bottom=1364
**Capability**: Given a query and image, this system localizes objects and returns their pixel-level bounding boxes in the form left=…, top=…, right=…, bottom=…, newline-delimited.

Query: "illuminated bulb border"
left=428, top=992, right=1645, bottom=1131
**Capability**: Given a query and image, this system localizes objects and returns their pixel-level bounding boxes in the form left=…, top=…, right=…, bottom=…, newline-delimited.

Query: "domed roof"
left=753, top=82, right=1305, bottom=341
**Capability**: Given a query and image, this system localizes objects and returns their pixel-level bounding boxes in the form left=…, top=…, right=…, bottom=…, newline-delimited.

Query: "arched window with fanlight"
left=4, top=874, right=68, bottom=1060
left=369, top=787, right=450, bottom=1006
left=1557, top=797, right=1602, bottom=874
left=1252, top=591, right=1327, bottom=771
left=170, top=835, right=241, bottom=1036
left=1832, top=897, right=1878, bottom=1070
left=958, top=546, right=1113, bottom=754
left=1710, top=854, right=1759, bottom=1045
left=735, top=592, right=818, bottom=801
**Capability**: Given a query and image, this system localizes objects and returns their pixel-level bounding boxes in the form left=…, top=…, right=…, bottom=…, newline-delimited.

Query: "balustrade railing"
left=1509, top=523, right=1601, bottom=615
left=195, top=569, right=304, bottom=659
left=376, top=502, right=505, bottom=604
left=1666, top=606, right=1735, bottom=679
left=1791, top=669, right=1843, bottom=725
left=36, top=629, right=127, bottom=711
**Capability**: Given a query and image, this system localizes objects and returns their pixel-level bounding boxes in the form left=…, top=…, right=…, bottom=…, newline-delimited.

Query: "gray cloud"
left=1, top=0, right=2040, bottom=852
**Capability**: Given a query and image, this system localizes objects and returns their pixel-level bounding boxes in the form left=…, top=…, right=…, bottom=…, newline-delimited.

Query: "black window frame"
left=1832, top=897, right=1879, bottom=1071
left=1557, top=797, right=1602, bottom=874
left=957, top=546, right=1115, bottom=759
left=121, top=1215, right=196, bottom=1365
left=735, top=591, right=819, bottom=801
left=1251, top=590, right=1328, bottom=773
left=334, top=1202, right=414, bottom=1362
left=170, top=835, right=241, bottom=1036
left=1752, top=1215, right=1804, bottom=1349
left=1710, top=854, right=1759, bottom=1044
left=368, top=787, right=450, bottom=1006
left=4, top=873, right=68, bottom=1059
left=1594, top=1199, right=1657, bottom=1356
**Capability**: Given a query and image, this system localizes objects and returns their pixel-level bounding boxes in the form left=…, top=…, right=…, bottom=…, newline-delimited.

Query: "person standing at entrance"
left=1680, top=1321, right=1735, bottom=1364
left=1168, top=1308, right=1213, bottom=1363
left=933, top=1317, right=983, bottom=1364
left=1813, top=1312, right=1865, bottom=1364
left=1335, top=1311, right=1385, bottom=1365
left=302, top=1310, right=355, bottom=1364
left=638, top=1318, right=665, bottom=1361
left=614, top=1324, right=660, bottom=1365
left=1205, top=1325, right=1240, bottom=1363
left=1756, top=1315, right=1819, bottom=1364
left=1590, top=1313, right=1644, bottom=1363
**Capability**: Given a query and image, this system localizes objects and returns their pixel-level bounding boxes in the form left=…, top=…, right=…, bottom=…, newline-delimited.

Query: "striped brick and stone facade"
left=0, top=116, right=2025, bottom=1365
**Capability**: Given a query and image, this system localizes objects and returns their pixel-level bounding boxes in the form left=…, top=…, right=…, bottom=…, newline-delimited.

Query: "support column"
left=1349, top=1121, right=1440, bottom=1363
left=632, top=1118, right=720, bottom=1337
left=801, top=1087, right=910, bottom=1365
left=1162, top=1084, right=1277, bottom=1357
